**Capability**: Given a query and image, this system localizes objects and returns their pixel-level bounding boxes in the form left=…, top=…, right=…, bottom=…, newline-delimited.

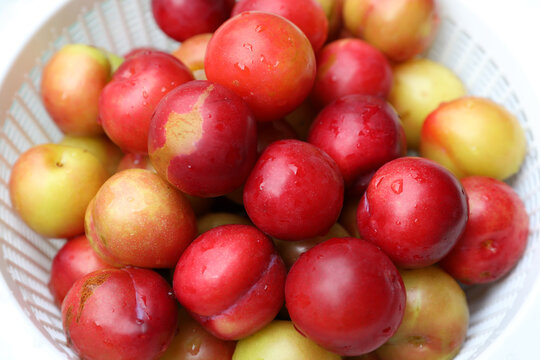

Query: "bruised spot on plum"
left=64, top=305, right=73, bottom=329
left=482, top=239, right=497, bottom=253
left=76, top=272, right=112, bottom=322
left=408, top=335, right=428, bottom=346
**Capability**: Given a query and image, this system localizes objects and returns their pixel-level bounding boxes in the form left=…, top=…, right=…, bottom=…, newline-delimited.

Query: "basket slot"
left=120, top=0, right=151, bottom=48
left=84, top=3, right=117, bottom=53
left=14, top=86, right=58, bottom=143
left=67, top=20, right=90, bottom=44
left=0, top=206, right=59, bottom=263
left=101, top=0, right=135, bottom=56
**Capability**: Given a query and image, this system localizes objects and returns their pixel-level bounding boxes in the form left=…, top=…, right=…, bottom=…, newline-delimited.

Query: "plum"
left=48, top=235, right=111, bottom=306
left=205, top=11, right=316, bottom=121
left=343, top=0, right=439, bottom=62
left=285, top=237, right=406, bottom=356
left=85, top=169, right=197, bottom=268
left=388, top=58, right=466, bottom=149
left=308, top=95, right=406, bottom=187
left=232, top=320, right=341, bottom=359
left=357, top=157, right=468, bottom=268
left=310, top=39, right=393, bottom=108
left=232, top=0, right=329, bottom=51
left=151, top=0, right=229, bottom=42
left=243, top=139, right=344, bottom=241
left=41, top=44, right=110, bottom=135
left=99, top=50, right=194, bottom=154
left=161, top=308, right=236, bottom=360
left=173, top=225, right=286, bottom=340
left=148, top=80, right=257, bottom=198
left=61, top=268, right=178, bottom=360
left=440, top=176, right=529, bottom=284
left=420, top=96, right=527, bottom=180
left=376, top=267, right=469, bottom=360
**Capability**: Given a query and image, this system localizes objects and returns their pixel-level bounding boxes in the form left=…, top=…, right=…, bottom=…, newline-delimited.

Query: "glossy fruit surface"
left=440, top=176, right=529, bottom=284
left=286, top=237, right=406, bottom=356
left=205, top=12, right=316, bottom=121
left=62, top=268, right=178, bottom=360
left=357, top=157, right=468, bottom=268
left=244, top=139, right=344, bottom=241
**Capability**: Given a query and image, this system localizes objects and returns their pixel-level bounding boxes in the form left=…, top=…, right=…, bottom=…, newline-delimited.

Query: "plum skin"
left=243, top=139, right=344, bottom=241
left=285, top=237, right=406, bottom=356
left=356, top=157, right=468, bottom=269
left=148, top=80, right=257, bottom=198
left=439, top=176, right=529, bottom=284
left=173, top=224, right=287, bottom=340
left=61, top=268, right=178, bottom=360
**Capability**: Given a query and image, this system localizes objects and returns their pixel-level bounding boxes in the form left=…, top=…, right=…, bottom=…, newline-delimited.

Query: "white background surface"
left=0, top=0, right=539, bottom=359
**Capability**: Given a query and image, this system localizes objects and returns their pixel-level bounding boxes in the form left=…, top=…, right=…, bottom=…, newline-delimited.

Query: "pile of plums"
left=8, top=0, right=529, bottom=359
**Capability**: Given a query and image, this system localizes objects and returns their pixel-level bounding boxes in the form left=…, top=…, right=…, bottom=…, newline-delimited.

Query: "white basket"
left=0, top=0, right=539, bottom=358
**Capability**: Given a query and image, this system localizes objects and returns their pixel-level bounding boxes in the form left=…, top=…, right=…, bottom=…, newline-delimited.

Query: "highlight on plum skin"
left=61, top=267, right=179, bottom=360
left=173, top=224, right=287, bottom=341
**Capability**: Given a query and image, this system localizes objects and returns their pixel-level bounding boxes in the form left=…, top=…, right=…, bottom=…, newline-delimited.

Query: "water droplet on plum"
left=391, top=179, right=403, bottom=194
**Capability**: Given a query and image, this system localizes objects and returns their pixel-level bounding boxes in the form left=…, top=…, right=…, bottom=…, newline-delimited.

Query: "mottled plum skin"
left=85, top=169, right=197, bottom=268
left=243, top=140, right=344, bottom=241
left=308, top=95, right=406, bottom=187
left=61, top=268, right=178, bottom=360
left=148, top=80, right=257, bottom=198
left=232, top=0, right=329, bottom=51
left=311, top=39, right=393, bottom=108
left=151, top=0, right=229, bottom=42
left=440, top=176, right=529, bottom=284
left=174, top=225, right=286, bottom=340
left=161, top=308, right=236, bottom=360
left=99, top=50, right=194, bottom=154
left=285, top=237, right=406, bottom=356
left=48, top=235, right=111, bottom=306
left=357, top=157, right=468, bottom=268
left=205, top=12, right=316, bottom=122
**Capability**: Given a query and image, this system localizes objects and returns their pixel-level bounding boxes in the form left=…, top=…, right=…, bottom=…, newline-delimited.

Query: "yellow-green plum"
left=376, top=266, right=469, bottom=360
left=339, top=196, right=361, bottom=238
left=161, top=308, right=236, bottom=360
left=273, top=223, right=349, bottom=269
left=59, top=134, right=123, bottom=176
left=85, top=169, right=197, bottom=268
left=232, top=320, right=341, bottom=360
left=314, top=0, right=344, bottom=40
left=389, top=59, right=466, bottom=149
left=197, top=212, right=252, bottom=235
left=104, top=50, right=124, bottom=73
left=9, top=144, right=108, bottom=238
left=41, top=44, right=111, bottom=135
left=343, top=0, right=439, bottom=62
left=420, top=96, right=527, bottom=180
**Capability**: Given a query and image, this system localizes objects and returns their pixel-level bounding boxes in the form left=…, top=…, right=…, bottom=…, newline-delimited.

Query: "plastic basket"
left=0, top=0, right=539, bottom=358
